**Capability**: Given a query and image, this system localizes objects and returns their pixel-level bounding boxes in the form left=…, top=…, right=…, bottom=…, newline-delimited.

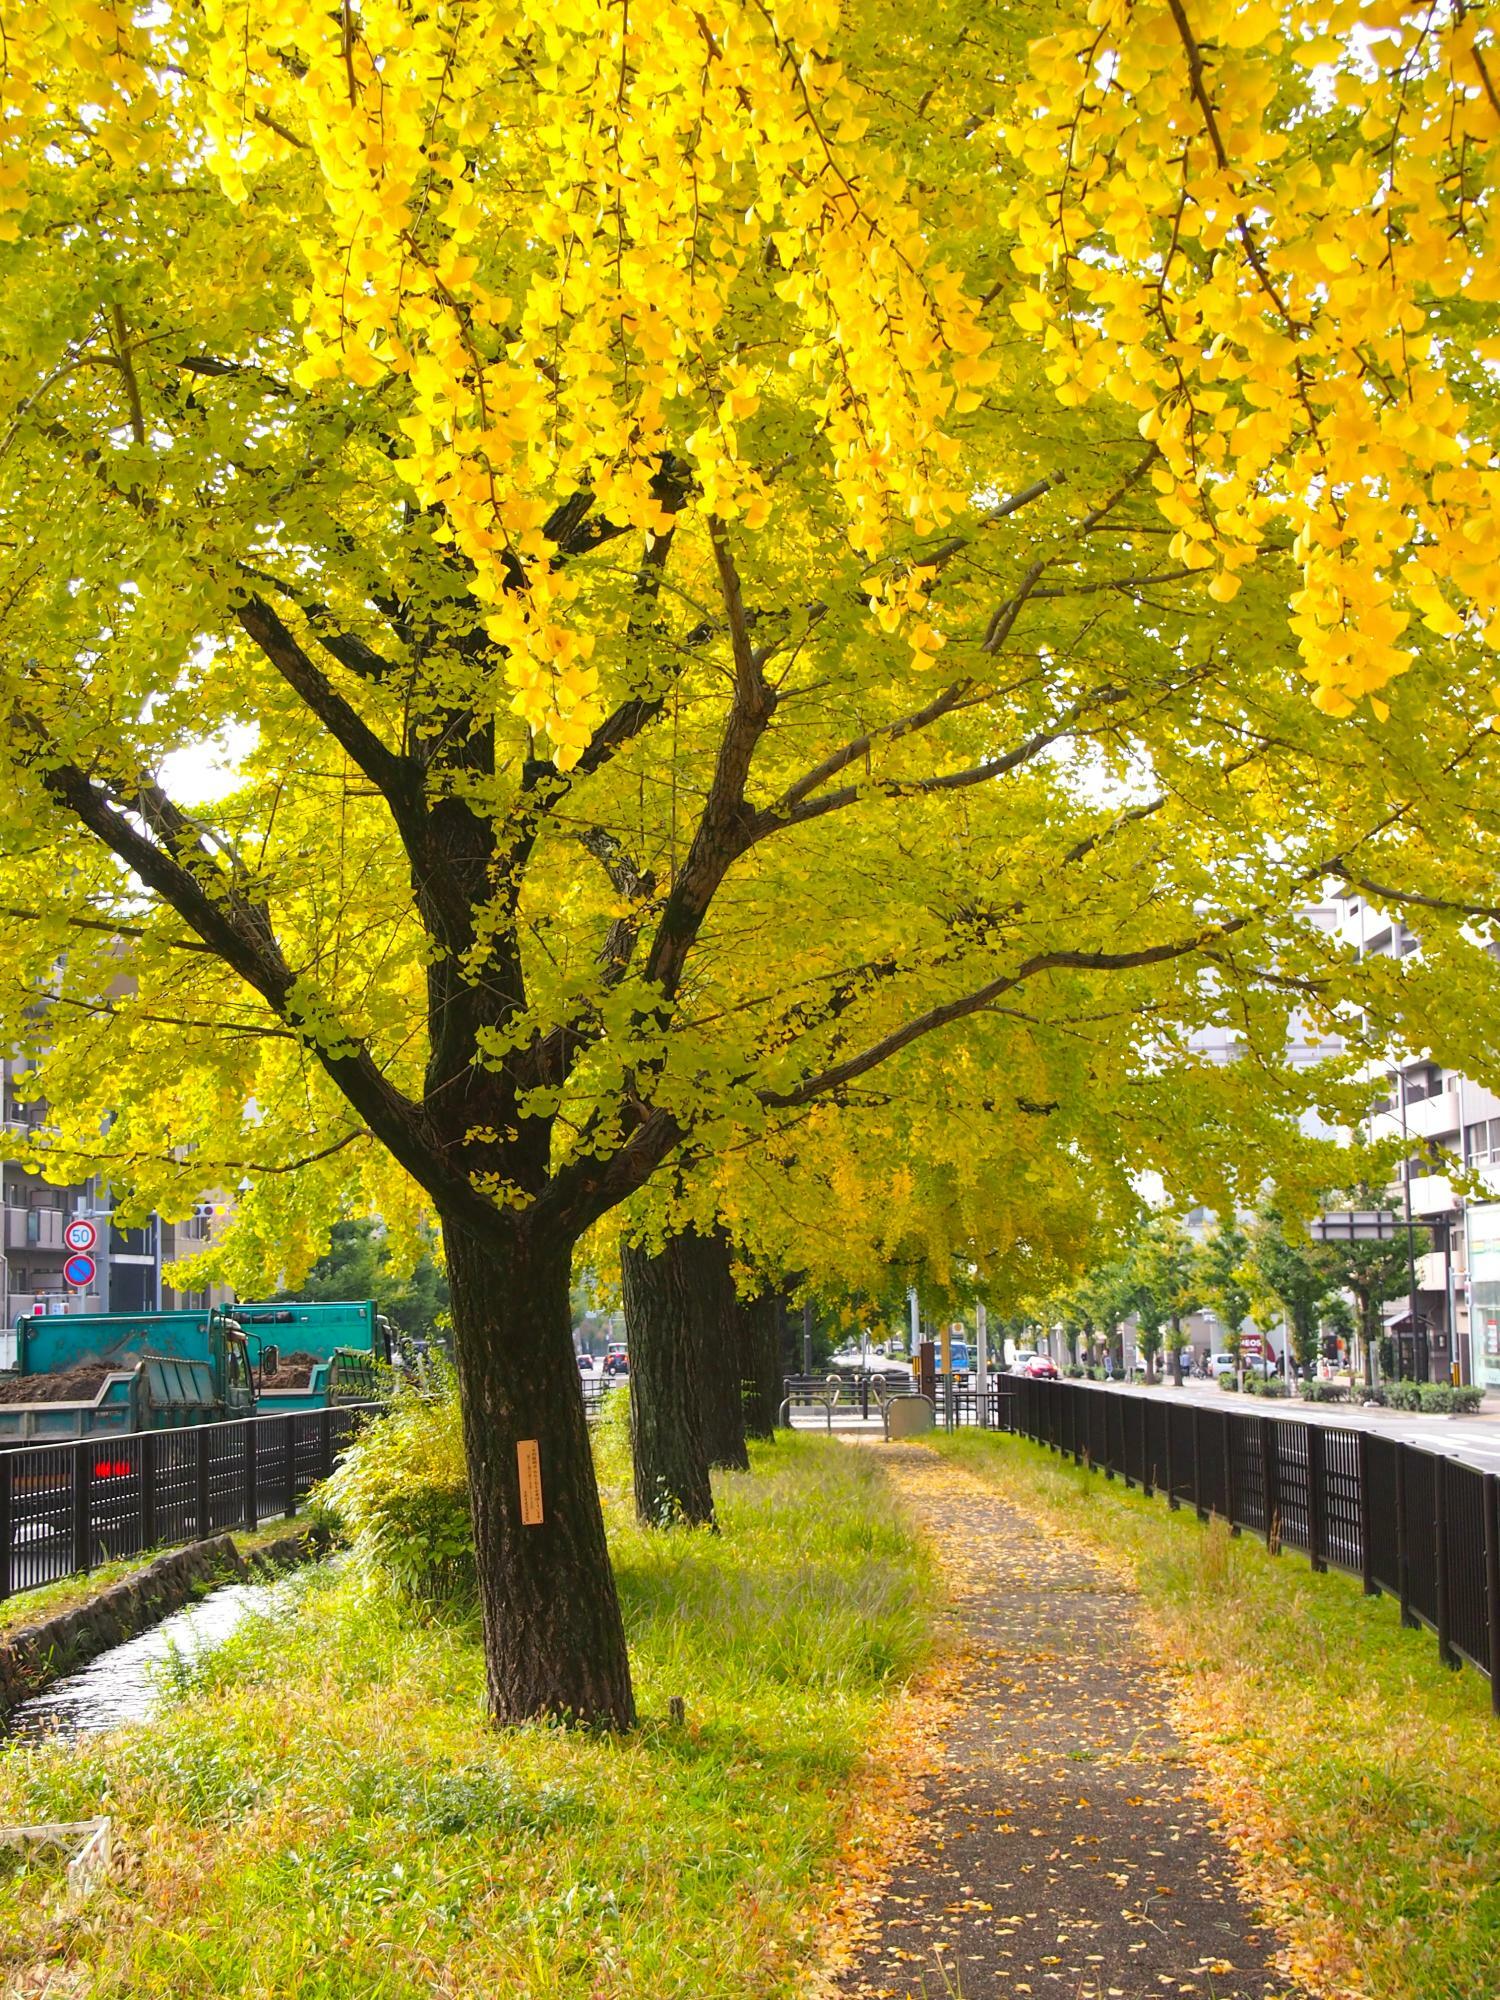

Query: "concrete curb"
left=0, top=1525, right=326, bottom=1724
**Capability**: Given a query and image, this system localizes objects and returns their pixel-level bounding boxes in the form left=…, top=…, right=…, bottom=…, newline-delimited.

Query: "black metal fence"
left=0, top=1405, right=377, bottom=1602
left=1011, top=1378, right=1500, bottom=1712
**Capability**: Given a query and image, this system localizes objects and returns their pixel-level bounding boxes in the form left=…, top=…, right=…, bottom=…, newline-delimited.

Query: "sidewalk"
left=1070, top=1373, right=1500, bottom=1476
left=836, top=1447, right=1300, bottom=2000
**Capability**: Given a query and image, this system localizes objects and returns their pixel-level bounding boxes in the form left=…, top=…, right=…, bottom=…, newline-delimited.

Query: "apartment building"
left=1, top=1055, right=226, bottom=1328
left=1333, top=900, right=1500, bottom=1387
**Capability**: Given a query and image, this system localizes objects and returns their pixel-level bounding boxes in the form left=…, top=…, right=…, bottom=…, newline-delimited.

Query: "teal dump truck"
left=0, top=1308, right=256, bottom=1445
left=226, top=1300, right=397, bottom=1411
left=0, top=1299, right=393, bottom=1444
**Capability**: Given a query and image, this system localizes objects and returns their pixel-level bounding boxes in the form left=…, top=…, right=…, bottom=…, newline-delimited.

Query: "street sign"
left=63, top=1218, right=97, bottom=1254
left=63, top=1253, right=96, bottom=1290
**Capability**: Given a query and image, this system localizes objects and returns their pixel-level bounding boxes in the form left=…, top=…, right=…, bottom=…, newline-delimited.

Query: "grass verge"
left=0, top=1518, right=316, bottom=1642
left=0, top=1435, right=932, bottom=1998
left=933, top=1428, right=1500, bottom=2000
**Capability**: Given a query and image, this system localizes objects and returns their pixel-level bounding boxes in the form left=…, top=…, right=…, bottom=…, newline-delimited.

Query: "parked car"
left=577, top=1353, right=596, bottom=1374
left=1021, top=1353, right=1058, bottom=1380
left=604, top=1343, right=630, bottom=1377
left=1208, top=1351, right=1239, bottom=1378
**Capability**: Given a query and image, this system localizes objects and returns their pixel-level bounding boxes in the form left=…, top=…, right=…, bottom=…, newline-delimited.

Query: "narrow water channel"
left=4, top=1581, right=282, bottom=1742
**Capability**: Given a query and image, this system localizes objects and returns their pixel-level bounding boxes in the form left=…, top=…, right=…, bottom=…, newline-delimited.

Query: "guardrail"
left=1010, top=1377, right=1500, bottom=1713
left=0, top=1404, right=379, bottom=1602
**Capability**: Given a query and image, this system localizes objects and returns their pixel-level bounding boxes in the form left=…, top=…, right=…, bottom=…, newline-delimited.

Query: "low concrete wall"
left=0, top=1527, right=324, bottom=1724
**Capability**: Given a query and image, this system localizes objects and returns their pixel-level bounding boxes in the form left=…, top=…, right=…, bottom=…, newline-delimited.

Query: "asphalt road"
left=788, top=1374, right=1500, bottom=1474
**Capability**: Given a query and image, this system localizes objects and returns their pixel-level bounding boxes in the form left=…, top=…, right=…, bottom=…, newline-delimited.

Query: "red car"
left=1021, top=1354, right=1058, bottom=1380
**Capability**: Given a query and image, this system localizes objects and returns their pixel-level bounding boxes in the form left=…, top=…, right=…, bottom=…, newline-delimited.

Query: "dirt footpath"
left=836, top=1445, right=1299, bottom=2000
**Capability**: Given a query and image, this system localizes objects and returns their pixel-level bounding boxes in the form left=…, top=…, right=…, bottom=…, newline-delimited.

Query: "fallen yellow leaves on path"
left=825, top=1443, right=1301, bottom=2000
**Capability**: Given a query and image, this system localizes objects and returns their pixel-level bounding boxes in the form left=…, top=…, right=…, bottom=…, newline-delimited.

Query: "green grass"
left=933, top=1429, right=1500, bottom=2000
left=0, top=1436, right=932, bottom=1998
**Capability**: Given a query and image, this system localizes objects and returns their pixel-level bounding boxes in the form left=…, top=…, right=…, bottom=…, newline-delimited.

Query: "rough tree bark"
left=620, top=1233, right=716, bottom=1527
left=675, top=1227, right=750, bottom=1471
left=739, top=1287, right=785, bottom=1439
left=444, top=1216, right=636, bottom=1728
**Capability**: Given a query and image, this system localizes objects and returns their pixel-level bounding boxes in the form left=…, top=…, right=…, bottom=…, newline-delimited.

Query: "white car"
left=1208, top=1352, right=1239, bottom=1376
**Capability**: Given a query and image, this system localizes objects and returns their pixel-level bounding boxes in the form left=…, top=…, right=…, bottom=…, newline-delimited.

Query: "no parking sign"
left=63, top=1253, right=97, bottom=1289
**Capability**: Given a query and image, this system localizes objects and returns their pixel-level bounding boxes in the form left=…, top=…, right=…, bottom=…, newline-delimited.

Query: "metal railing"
left=1011, top=1377, right=1500, bottom=1713
left=580, top=1376, right=628, bottom=1422
left=0, top=1404, right=378, bottom=1602
left=779, top=1373, right=1020, bottom=1430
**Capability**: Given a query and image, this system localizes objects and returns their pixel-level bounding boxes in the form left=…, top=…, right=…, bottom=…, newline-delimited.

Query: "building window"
left=1466, top=1118, right=1500, bottom=1166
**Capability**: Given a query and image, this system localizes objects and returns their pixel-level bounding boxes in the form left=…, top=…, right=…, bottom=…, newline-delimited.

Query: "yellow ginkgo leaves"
left=1004, top=0, right=1500, bottom=718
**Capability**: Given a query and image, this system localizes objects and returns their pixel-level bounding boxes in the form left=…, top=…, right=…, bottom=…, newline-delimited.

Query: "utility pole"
left=1400, top=1067, right=1423, bottom=1382
left=975, top=1301, right=988, bottom=1397
left=802, top=1299, right=813, bottom=1375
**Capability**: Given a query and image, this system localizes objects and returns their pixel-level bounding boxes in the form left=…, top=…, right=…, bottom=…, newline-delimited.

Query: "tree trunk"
left=676, top=1227, right=750, bottom=1470
left=443, top=1213, right=635, bottom=1729
left=739, top=1286, right=784, bottom=1440
left=620, top=1233, right=717, bottom=1527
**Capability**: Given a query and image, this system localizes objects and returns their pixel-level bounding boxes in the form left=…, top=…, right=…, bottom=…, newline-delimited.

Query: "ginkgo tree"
left=4, top=0, right=1500, bottom=1727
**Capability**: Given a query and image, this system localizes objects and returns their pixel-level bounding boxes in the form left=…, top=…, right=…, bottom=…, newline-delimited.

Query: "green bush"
left=1360, top=1385, right=1389, bottom=1407
left=1218, top=1370, right=1238, bottom=1392
left=1301, top=1380, right=1349, bottom=1404
left=1414, top=1382, right=1485, bottom=1415
left=319, top=1371, right=476, bottom=1605
left=1245, top=1376, right=1290, bottom=1398
left=1385, top=1381, right=1423, bottom=1412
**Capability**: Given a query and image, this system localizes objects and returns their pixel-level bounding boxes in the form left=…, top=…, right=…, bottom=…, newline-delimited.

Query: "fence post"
left=283, top=1415, right=298, bottom=1519
left=1222, top=1411, right=1240, bottom=1536
left=1164, top=1407, right=1177, bottom=1509
left=0, top=1453, right=11, bottom=1601
left=860, top=1375, right=870, bottom=1422
left=1306, top=1425, right=1327, bottom=1573
left=319, top=1407, right=334, bottom=1481
left=1261, top=1416, right=1281, bottom=1554
left=1434, top=1456, right=1457, bottom=1670
left=1140, top=1399, right=1153, bottom=1499
left=1484, top=1474, right=1500, bottom=1716
left=242, top=1419, right=259, bottom=1530
left=195, top=1426, right=211, bottom=1540
left=1395, top=1444, right=1417, bottom=1629
left=1192, top=1408, right=1205, bottom=1520
left=1118, top=1396, right=1131, bottom=1486
left=140, top=1431, right=157, bottom=1552
left=1357, top=1431, right=1377, bottom=1596
left=71, top=1443, right=91, bottom=1576
left=1072, top=1386, right=1083, bottom=1466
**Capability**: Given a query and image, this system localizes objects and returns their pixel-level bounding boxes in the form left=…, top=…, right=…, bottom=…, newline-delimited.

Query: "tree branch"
left=237, top=595, right=414, bottom=806
left=27, top=751, right=502, bottom=1228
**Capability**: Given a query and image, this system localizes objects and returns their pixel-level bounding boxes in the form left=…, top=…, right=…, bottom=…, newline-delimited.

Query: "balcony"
left=1407, top=1174, right=1459, bottom=1218
left=6, top=1290, right=102, bottom=1319
left=4, top=1206, right=64, bottom=1251
left=1401, top=1090, right=1462, bottom=1143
